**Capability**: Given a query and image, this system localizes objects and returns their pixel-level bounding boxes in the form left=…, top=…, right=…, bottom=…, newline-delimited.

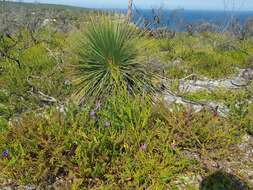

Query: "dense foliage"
left=0, top=2, right=253, bottom=189
left=0, top=95, right=242, bottom=189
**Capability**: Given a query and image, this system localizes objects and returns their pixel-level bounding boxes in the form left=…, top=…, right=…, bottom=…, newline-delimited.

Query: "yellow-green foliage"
left=0, top=31, right=71, bottom=114
left=70, top=16, right=156, bottom=103
left=183, top=86, right=253, bottom=135
left=0, top=96, right=240, bottom=189
left=155, top=33, right=253, bottom=79
left=0, top=13, right=253, bottom=189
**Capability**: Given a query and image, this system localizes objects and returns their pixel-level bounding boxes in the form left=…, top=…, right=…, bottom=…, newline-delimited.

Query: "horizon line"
left=5, top=1, right=253, bottom=12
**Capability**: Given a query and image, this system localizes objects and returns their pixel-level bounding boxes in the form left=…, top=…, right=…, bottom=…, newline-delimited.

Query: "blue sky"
left=15, top=0, right=252, bottom=10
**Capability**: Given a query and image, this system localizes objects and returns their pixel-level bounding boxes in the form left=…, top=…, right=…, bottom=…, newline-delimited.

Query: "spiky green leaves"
left=72, top=16, right=153, bottom=103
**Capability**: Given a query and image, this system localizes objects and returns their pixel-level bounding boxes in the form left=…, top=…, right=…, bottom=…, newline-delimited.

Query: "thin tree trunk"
left=1, top=0, right=6, bottom=25
left=127, top=0, right=133, bottom=23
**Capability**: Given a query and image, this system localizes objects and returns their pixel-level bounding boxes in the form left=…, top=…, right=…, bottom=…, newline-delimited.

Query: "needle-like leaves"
left=72, top=16, right=154, bottom=103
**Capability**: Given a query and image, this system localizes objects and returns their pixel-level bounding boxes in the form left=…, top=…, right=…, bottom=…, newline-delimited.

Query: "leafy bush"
left=0, top=117, right=9, bottom=132
left=0, top=90, right=9, bottom=103
left=0, top=94, right=241, bottom=189
left=99, top=89, right=151, bottom=130
left=155, top=34, right=253, bottom=79
left=244, top=104, right=253, bottom=135
left=0, top=38, right=70, bottom=115
left=188, top=52, right=235, bottom=78
left=0, top=104, right=12, bottom=119
left=225, top=88, right=253, bottom=136
left=183, top=87, right=253, bottom=136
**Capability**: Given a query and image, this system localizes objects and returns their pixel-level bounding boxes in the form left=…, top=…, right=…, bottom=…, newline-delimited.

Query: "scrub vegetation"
left=0, top=1, right=253, bottom=189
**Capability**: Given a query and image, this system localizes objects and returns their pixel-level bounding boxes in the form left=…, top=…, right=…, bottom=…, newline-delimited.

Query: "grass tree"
left=72, top=16, right=154, bottom=103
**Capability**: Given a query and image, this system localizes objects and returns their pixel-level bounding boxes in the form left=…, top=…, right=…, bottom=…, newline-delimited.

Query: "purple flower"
left=89, top=110, right=96, bottom=118
left=104, top=121, right=111, bottom=128
left=2, top=150, right=9, bottom=157
left=140, top=144, right=148, bottom=151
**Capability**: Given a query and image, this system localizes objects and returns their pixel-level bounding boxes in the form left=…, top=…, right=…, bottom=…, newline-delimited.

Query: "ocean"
left=123, top=9, right=253, bottom=30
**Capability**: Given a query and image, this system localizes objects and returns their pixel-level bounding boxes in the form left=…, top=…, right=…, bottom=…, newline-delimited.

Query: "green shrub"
left=0, top=97, right=181, bottom=189
left=188, top=52, right=236, bottom=78
left=0, top=96, right=241, bottom=189
left=150, top=103, right=240, bottom=154
left=71, top=16, right=154, bottom=102
left=226, top=92, right=253, bottom=136
left=99, top=90, right=152, bottom=130
left=0, top=104, right=12, bottom=119
left=0, top=117, right=9, bottom=132
left=0, top=90, right=9, bottom=103
left=244, top=104, right=253, bottom=135
left=0, top=40, right=71, bottom=115
left=155, top=34, right=253, bottom=79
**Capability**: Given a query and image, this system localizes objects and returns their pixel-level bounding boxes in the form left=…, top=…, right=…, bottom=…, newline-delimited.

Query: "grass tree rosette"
left=71, top=16, right=155, bottom=103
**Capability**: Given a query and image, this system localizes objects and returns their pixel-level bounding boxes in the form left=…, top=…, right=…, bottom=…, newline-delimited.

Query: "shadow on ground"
left=200, top=171, right=251, bottom=190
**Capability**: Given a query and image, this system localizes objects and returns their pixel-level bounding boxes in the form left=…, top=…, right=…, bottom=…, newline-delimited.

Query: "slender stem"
left=127, top=0, right=133, bottom=23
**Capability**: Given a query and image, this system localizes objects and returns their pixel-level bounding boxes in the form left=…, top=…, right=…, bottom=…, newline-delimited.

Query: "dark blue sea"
left=135, top=10, right=253, bottom=23
left=115, top=9, right=253, bottom=30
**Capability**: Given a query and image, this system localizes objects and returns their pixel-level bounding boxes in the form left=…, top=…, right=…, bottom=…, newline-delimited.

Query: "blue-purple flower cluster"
left=2, top=150, right=9, bottom=157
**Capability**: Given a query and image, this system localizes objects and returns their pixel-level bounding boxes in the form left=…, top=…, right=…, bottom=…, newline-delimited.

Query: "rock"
left=42, top=18, right=57, bottom=26
left=167, top=68, right=253, bottom=94
left=217, top=134, right=253, bottom=188
left=237, top=134, right=253, bottom=160
left=162, top=67, right=253, bottom=116
left=163, top=92, right=229, bottom=116
left=231, top=78, right=249, bottom=86
left=64, top=80, right=71, bottom=86
left=182, top=150, right=201, bottom=161
left=23, top=185, right=37, bottom=190
left=202, top=158, right=221, bottom=170
left=240, top=68, right=253, bottom=81
left=173, top=174, right=202, bottom=190
left=171, top=58, right=183, bottom=66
